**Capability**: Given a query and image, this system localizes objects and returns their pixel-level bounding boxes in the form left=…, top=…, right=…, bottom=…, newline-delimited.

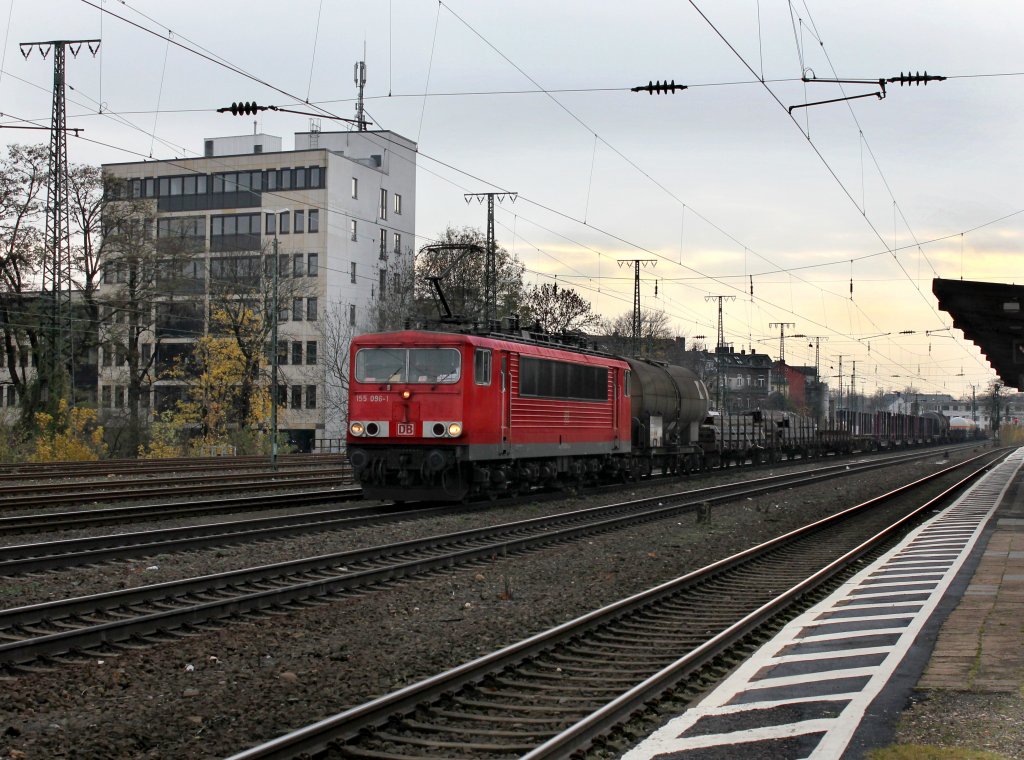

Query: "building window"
left=308, top=209, right=319, bottom=233
left=306, top=297, right=318, bottom=321
left=292, top=341, right=303, bottom=366
left=277, top=385, right=288, bottom=405
left=349, top=304, right=356, bottom=326
left=310, top=167, right=321, bottom=187
left=394, top=193, right=402, bottom=215
left=5, top=385, right=15, bottom=406
left=204, top=139, right=214, bottom=157
left=379, top=228, right=387, bottom=259
left=393, top=232, right=401, bottom=254
left=293, top=253, right=304, bottom=277
left=210, top=213, right=260, bottom=252
left=350, top=219, right=357, bottom=241
left=279, top=211, right=290, bottom=234
left=291, top=385, right=302, bottom=410
left=277, top=341, right=288, bottom=366
left=351, top=177, right=358, bottom=198
left=101, top=386, right=112, bottom=409
left=379, top=269, right=386, bottom=295
left=294, top=168, right=307, bottom=189
left=265, top=212, right=276, bottom=235
left=292, top=298, right=303, bottom=321
left=306, top=341, right=317, bottom=365
left=307, top=253, right=318, bottom=277
left=294, top=209, right=304, bottom=234
left=379, top=188, right=388, bottom=220
left=115, top=386, right=125, bottom=408
left=306, top=385, right=317, bottom=409
left=350, top=262, right=357, bottom=284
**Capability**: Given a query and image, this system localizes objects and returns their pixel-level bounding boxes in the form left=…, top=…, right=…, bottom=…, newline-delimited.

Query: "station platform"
left=623, top=447, right=1024, bottom=759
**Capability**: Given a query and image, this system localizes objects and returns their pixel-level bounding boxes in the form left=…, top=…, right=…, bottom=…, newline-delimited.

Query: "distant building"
left=100, top=130, right=417, bottom=450
left=707, top=346, right=773, bottom=412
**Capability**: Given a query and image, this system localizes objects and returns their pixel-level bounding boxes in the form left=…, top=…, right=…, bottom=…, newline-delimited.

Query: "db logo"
left=396, top=423, right=415, bottom=436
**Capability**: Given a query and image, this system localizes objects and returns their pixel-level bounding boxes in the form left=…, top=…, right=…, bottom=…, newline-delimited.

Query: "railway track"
left=0, top=447, right=999, bottom=675
left=0, top=446, right=981, bottom=568
left=221, top=449, right=1014, bottom=760
left=0, top=468, right=353, bottom=510
left=0, top=453, right=347, bottom=483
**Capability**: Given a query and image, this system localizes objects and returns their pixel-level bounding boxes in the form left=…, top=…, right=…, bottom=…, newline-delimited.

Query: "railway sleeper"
left=400, top=718, right=559, bottom=740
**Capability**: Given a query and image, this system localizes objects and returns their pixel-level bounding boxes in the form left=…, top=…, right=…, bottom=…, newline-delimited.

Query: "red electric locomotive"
left=346, top=330, right=633, bottom=500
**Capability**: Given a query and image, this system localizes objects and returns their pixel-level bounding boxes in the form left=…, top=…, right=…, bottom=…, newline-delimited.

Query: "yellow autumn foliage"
left=29, top=400, right=107, bottom=462
left=146, top=306, right=275, bottom=457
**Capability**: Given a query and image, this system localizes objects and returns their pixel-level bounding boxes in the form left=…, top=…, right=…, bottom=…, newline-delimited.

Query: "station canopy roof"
left=932, top=278, right=1024, bottom=391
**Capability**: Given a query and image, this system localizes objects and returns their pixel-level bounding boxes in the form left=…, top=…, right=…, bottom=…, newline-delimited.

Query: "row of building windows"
left=128, top=167, right=324, bottom=200
left=277, top=340, right=318, bottom=366
left=103, top=253, right=320, bottom=285
left=0, top=348, right=37, bottom=368
left=347, top=220, right=403, bottom=255
left=277, top=384, right=317, bottom=410
left=350, top=179, right=403, bottom=218
left=349, top=261, right=401, bottom=293
left=264, top=209, right=319, bottom=235
left=99, top=384, right=318, bottom=411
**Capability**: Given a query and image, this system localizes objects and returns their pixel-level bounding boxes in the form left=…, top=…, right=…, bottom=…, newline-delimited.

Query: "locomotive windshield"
left=355, top=347, right=462, bottom=384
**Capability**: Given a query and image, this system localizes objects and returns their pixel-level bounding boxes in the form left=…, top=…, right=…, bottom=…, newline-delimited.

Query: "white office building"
left=100, top=129, right=417, bottom=451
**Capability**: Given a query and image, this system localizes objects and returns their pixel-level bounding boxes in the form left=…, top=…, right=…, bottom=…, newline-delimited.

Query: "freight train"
left=345, top=328, right=957, bottom=501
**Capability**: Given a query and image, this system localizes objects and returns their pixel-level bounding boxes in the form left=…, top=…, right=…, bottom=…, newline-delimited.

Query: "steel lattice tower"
left=465, top=192, right=517, bottom=327
left=21, top=38, right=99, bottom=401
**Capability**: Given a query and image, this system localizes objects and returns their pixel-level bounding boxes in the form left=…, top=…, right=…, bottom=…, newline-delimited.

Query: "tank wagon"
left=345, top=328, right=960, bottom=501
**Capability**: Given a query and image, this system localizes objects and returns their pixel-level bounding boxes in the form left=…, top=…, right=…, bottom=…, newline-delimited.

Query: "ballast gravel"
left=0, top=447, right=1006, bottom=760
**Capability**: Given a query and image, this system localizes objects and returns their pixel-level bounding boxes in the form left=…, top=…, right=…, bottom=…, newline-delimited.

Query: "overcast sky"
left=3, top=0, right=1023, bottom=400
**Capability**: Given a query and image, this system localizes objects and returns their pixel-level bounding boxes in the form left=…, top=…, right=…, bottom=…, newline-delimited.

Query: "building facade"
left=99, top=130, right=417, bottom=451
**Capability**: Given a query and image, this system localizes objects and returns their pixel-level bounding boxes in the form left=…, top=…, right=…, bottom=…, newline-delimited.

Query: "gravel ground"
left=880, top=692, right=1024, bottom=760
left=0, top=447, right=998, bottom=759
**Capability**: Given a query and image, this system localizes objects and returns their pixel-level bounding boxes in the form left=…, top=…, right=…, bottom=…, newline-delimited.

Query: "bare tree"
left=521, top=282, right=600, bottom=334
left=598, top=308, right=673, bottom=357
left=414, top=226, right=525, bottom=323
left=67, top=163, right=105, bottom=394
left=319, top=303, right=359, bottom=444
left=0, top=144, right=48, bottom=423
left=99, top=179, right=199, bottom=454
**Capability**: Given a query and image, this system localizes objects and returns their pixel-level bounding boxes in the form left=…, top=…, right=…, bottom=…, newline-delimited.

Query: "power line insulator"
left=889, top=71, right=946, bottom=86
left=631, top=79, right=687, bottom=95
left=218, top=101, right=266, bottom=115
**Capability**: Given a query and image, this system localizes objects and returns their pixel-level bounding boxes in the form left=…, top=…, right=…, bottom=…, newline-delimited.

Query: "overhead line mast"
left=20, top=38, right=100, bottom=406
left=618, top=260, right=657, bottom=356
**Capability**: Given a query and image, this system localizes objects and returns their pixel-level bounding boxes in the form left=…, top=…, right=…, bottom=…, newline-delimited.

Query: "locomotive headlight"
left=448, top=422, right=463, bottom=437
left=402, top=390, right=412, bottom=399
left=349, top=422, right=365, bottom=436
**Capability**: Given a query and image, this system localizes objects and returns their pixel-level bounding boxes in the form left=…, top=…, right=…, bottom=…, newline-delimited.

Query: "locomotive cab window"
left=624, top=370, right=631, bottom=397
left=474, top=348, right=492, bottom=386
left=355, top=347, right=461, bottom=384
left=519, top=357, right=608, bottom=401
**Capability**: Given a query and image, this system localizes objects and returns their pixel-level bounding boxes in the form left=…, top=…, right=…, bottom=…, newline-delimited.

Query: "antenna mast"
left=354, top=60, right=368, bottom=131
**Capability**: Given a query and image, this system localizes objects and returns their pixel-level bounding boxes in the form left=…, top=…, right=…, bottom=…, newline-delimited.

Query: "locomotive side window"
left=519, top=357, right=608, bottom=401
left=624, top=370, right=631, bottom=397
left=355, top=347, right=461, bottom=384
left=474, top=349, right=492, bottom=386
